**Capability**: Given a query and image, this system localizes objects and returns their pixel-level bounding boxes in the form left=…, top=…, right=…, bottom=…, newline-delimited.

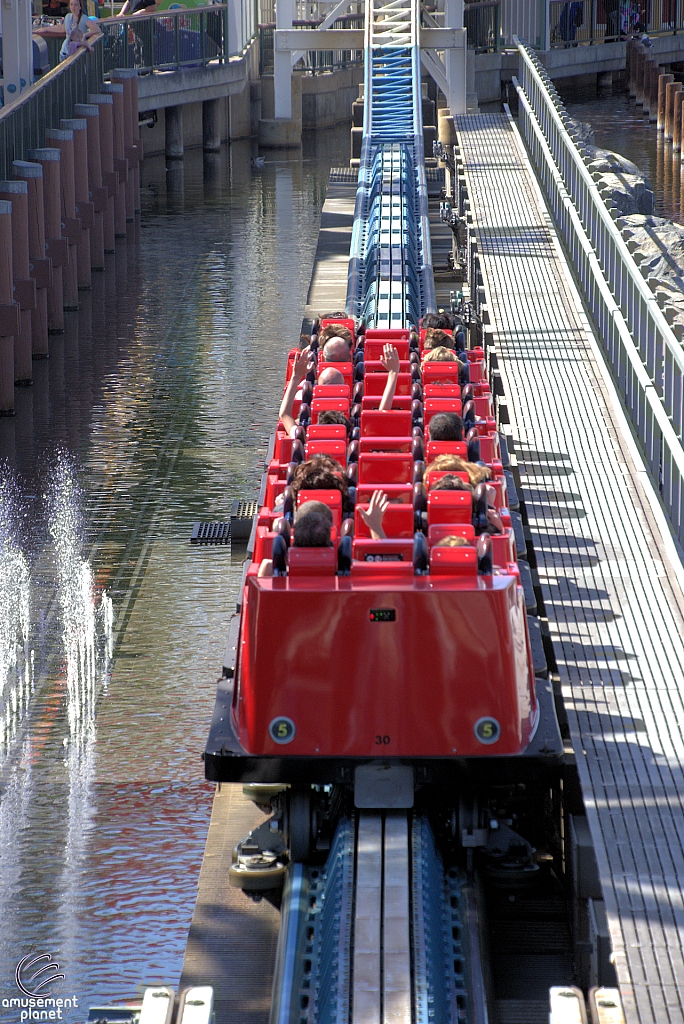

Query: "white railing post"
left=274, top=0, right=295, bottom=117
left=514, top=43, right=684, bottom=543
left=444, top=0, right=466, bottom=114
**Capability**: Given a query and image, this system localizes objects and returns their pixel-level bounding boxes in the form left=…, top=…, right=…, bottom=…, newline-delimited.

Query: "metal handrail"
left=0, top=38, right=105, bottom=180
left=514, top=39, right=684, bottom=545
left=548, top=0, right=684, bottom=46
left=98, top=3, right=233, bottom=72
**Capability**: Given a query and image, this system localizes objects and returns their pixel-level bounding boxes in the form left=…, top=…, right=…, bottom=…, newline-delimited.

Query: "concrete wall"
left=141, top=76, right=254, bottom=156
left=259, top=67, right=363, bottom=130
left=473, top=34, right=684, bottom=106
left=301, top=67, right=364, bottom=129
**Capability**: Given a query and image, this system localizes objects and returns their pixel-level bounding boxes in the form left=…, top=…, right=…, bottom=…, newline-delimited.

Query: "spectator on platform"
left=59, top=0, right=100, bottom=59
left=120, top=0, right=159, bottom=14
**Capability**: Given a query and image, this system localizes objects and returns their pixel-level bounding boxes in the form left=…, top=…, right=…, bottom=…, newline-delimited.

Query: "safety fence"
left=258, top=0, right=363, bottom=75
left=548, top=0, right=684, bottom=46
left=464, top=0, right=500, bottom=51
left=514, top=39, right=684, bottom=547
left=98, top=3, right=238, bottom=72
left=0, top=39, right=105, bottom=180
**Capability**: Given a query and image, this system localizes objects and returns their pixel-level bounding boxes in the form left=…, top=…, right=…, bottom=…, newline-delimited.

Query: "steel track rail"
left=345, top=0, right=435, bottom=326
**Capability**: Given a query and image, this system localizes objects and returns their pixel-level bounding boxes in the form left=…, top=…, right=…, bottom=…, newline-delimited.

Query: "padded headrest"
left=430, top=545, right=478, bottom=576
left=288, top=546, right=336, bottom=577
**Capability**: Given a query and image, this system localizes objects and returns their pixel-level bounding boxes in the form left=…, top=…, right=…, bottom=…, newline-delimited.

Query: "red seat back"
left=425, top=470, right=470, bottom=490
left=424, top=384, right=461, bottom=399
left=356, top=484, right=413, bottom=504
left=354, top=502, right=415, bottom=538
left=426, top=440, right=467, bottom=461
left=490, top=529, right=516, bottom=567
left=365, top=328, right=410, bottom=340
left=428, top=523, right=475, bottom=545
left=364, top=360, right=411, bottom=376
left=428, top=490, right=472, bottom=525
left=359, top=437, right=412, bottom=454
left=305, top=439, right=347, bottom=462
left=297, top=489, right=342, bottom=530
left=288, top=547, right=336, bottom=577
left=430, top=546, right=478, bottom=576
left=321, top=317, right=355, bottom=341
left=362, top=395, right=413, bottom=412
left=363, top=340, right=410, bottom=361
left=276, top=433, right=294, bottom=464
left=425, top=398, right=463, bottom=427
left=317, top=361, right=353, bottom=389
left=358, top=453, right=413, bottom=485
left=364, top=372, right=413, bottom=397
left=360, top=410, right=412, bottom=438
left=422, top=362, right=461, bottom=386
left=311, top=398, right=350, bottom=422
left=306, top=424, right=347, bottom=441
left=313, top=384, right=351, bottom=400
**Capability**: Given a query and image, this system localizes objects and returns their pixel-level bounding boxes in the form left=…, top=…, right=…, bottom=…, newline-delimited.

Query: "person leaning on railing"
left=119, top=0, right=159, bottom=16
left=59, top=0, right=101, bottom=59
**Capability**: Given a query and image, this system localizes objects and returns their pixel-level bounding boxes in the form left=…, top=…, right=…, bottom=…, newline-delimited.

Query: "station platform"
left=178, top=785, right=279, bottom=1023
left=457, top=111, right=684, bottom=1024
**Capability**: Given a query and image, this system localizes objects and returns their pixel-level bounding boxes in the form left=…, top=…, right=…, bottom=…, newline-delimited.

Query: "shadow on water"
left=0, top=125, right=351, bottom=1014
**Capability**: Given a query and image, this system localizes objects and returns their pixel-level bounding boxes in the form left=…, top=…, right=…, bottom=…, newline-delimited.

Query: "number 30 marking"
left=375, top=735, right=391, bottom=745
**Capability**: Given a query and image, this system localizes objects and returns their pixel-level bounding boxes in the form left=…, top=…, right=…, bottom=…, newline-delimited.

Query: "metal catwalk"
left=458, top=110, right=684, bottom=1024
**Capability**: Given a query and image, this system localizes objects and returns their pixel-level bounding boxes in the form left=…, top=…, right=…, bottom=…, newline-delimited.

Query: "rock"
left=568, top=117, right=595, bottom=147
left=585, top=145, right=642, bottom=178
left=583, top=144, right=654, bottom=216
left=597, top=171, right=654, bottom=215
left=620, top=214, right=684, bottom=326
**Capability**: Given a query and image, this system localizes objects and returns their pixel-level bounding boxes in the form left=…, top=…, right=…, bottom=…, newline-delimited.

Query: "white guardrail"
left=513, top=39, right=684, bottom=547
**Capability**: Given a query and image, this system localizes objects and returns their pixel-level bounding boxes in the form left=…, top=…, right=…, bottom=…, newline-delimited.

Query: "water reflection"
left=0, top=126, right=350, bottom=1015
left=567, top=92, right=684, bottom=223
left=0, top=477, right=32, bottom=759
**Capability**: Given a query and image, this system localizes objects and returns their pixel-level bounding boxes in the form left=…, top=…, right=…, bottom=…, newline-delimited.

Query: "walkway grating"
left=457, top=112, right=684, bottom=1024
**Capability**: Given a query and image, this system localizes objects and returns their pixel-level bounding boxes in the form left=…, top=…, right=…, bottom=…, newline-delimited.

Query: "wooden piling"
left=112, top=69, right=141, bottom=218
left=666, top=81, right=682, bottom=140
left=27, top=148, right=66, bottom=334
left=636, top=48, right=646, bottom=106
left=102, top=82, right=128, bottom=235
left=0, top=201, right=19, bottom=414
left=74, top=102, right=106, bottom=270
left=648, top=63, right=660, bottom=122
left=45, top=128, right=79, bottom=311
left=675, top=93, right=684, bottom=152
left=12, top=160, right=50, bottom=358
left=658, top=73, right=674, bottom=132
left=88, top=93, right=117, bottom=253
left=0, top=181, right=34, bottom=384
left=61, top=118, right=92, bottom=289
left=642, top=61, right=653, bottom=117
